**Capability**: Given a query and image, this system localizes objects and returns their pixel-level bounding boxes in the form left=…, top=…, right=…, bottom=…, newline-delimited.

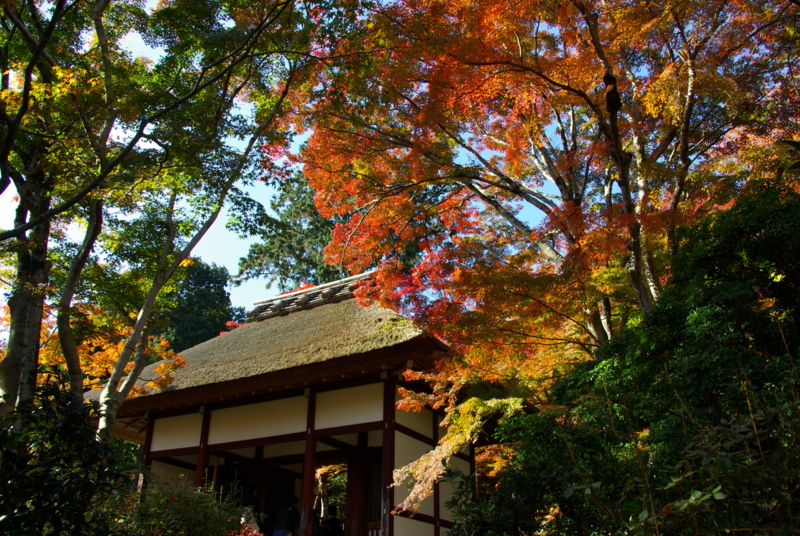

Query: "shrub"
left=119, top=476, right=245, bottom=536
left=448, top=179, right=800, bottom=534
left=0, top=384, right=133, bottom=535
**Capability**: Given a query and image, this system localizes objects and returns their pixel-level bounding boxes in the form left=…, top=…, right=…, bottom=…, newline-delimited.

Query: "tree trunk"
left=97, top=324, right=154, bottom=445
left=57, top=199, right=104, bottom=398
left=584, top=304, right=609, bottom=345
left=0, top=191, right=51, bottom=411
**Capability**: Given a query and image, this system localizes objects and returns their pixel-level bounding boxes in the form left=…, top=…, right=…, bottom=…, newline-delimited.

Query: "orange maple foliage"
left=0, top=304, right=185, bottom=396
left=294, top=0, right=800, bottom=510
left=300, top=0, right=798, bottom=379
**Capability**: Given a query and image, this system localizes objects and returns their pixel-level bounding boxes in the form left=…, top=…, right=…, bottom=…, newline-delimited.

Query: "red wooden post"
left=300, top=389, right=317, bottom=536
left=433, top=410, right=440, bottom=536
left=346, top=432, right=369, bottom=536
left=381, top=378, right=395, bottom=536
left=194, top=408, right=211, bottom=487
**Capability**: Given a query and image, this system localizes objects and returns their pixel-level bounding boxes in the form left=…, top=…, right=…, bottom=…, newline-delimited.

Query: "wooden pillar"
left=381, top=378, right=395, bottom=536
left=433, top=410, right=440, bottom=536
left=142, top=413, right=155, bottom=469
left=470, top=443, right=477, bottom=500
left=300, top=389, right=317, bottom=536
left=139, top=413, right=155, bottom=494
left=194, top=407, right=211, bottom=487
left=346, top=432, right=369, bottom=536
left=255, top=445, right=265, bottom=512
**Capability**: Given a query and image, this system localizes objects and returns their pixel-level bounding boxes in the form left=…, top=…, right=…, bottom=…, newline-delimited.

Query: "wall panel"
left=151, top=413, right=203, bottom=452
left=395, top=406, right=433, bottom=438
left=395, top=516, right=435, bottom=536
left=316, top=383, right=383, bottom=430
left=208, top=396, right=307, bottom=445
left=394, top=431, right=435, bottom=516
left=439, top=457, right=471, bottom=522
left=151, top=459, right=196, bottom=482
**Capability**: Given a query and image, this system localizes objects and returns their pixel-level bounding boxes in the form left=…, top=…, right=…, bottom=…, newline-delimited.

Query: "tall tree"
left=0, top=0, right=365, bottom=442
left=300, top=0, right=800, bottom=388
left=157, top=259, right=243, bottom=353
left=289, top=0, right=800, bottom=508
left=234, top=172, right=348, bottom=291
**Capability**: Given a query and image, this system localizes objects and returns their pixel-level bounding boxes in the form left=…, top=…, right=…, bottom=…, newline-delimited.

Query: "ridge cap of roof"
left=247, top=271, right=375, bottom=323
left=252, top=271, right=373, bottom=306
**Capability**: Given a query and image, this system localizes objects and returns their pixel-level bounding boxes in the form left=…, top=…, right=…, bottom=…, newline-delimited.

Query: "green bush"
left=0, top=384, right=133, bottom=536
left=0, top=384, right=254, bottom=536
left=450, top=179, right=800, bottom=535
left=118, top=476, right=244, bottom=536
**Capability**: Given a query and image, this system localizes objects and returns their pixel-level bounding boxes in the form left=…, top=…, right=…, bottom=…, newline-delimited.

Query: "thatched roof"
left=136, top=298, right=424, bottom=395
left=110, top=274, right=445, bottom=420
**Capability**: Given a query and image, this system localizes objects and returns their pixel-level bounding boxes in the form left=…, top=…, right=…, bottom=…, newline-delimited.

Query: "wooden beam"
left=149, top=446, right=200, bottom=459
left=214, top=451, right=253, bottom=465
left=315, top=420, right=383, bottom=438
left=395, top=423, right=435, bottom=446
left=395, top=510, right=453, bottom=528
left=207, top=431, right=306, bottom=453
left=194, top=408, right=212, bottom=487
left=117, top=338, right=444, bottom=419
left=244, top=449, right=348, bottom=468
left=381, top=379, right=396, bottom=536
left=300, top=388, right=316, bottom=536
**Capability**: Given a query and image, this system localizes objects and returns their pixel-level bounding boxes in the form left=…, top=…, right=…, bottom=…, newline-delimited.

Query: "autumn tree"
left=443, top=177, right=800, bottom=533
left=293, top=0, right=800, bottom=508
left=300, top=0, right=799, bottom=383
left=0, top=0, right=364, bottom=443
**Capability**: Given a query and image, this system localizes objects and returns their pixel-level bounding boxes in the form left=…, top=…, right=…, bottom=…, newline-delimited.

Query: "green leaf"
left=639, top=509, right=649, bottom=522
left=563, top=487, right=574, bottom=499
left=713, top=492, right=726, bottom=500
left=716, top=455, right=732, bottom=471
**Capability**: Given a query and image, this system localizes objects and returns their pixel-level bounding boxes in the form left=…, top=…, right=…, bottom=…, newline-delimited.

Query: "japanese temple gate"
left=111, top=274, right=472, bottom=536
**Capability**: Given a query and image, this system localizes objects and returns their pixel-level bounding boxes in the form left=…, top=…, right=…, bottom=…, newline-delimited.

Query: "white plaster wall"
left=228, top=446, right=256, bottom=458
left=315, top=383, right=383, bottom=430
left=395, top=516, right=435, bottom=536
left=439, top=457, right=471, bottom=522
left=208, top=396, right=307, bottom=445
left=151, top=413, right=203, bottom=452
left=395, top=407, right=433, bottom=438
left=151, top=459, right=196, bottom=483
left=394, top=431, right=435, bottom=517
